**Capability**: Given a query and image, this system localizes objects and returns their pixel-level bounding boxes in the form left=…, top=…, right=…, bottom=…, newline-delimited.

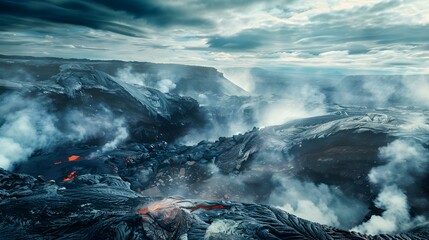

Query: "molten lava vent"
left=68, top=155, right=80, bottom=161
left=63, top=171, right=77, bottom=182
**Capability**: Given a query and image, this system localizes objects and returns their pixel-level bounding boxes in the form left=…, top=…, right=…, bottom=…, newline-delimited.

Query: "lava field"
left=1, top=56, right=429, bottom=239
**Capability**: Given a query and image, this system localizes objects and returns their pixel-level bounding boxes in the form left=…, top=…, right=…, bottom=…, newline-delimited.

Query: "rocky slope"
left=2, top=168, right=428, bottom=240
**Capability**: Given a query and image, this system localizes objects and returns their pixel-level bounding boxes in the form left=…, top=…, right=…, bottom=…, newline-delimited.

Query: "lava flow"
left=68, top=155, right=80, bottom=161
left=63, top=171, right=77, bottom=182
left=136, top=199, right=179, bottom=215
left=53, top=155, right=81, bottom=165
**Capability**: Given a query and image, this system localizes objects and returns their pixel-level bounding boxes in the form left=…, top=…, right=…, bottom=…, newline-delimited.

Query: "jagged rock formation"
left=1, top=169, right=428, bottom=240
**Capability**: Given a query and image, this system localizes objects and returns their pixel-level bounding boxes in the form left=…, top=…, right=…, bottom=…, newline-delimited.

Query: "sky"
left=0, top=0, right=429, bottom=74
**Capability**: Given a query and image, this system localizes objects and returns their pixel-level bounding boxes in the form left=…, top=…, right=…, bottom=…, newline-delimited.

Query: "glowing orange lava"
left=68, top=155, right=80, bottom=161
left=63, top=171, right=77, bottom=182
left=53, top=161, right=62, bottom=165
left=150, top=203, right=162, bottom=211
left=137, top=200, right=174, bottom=215
left=137, top=208, right=148, bottom=214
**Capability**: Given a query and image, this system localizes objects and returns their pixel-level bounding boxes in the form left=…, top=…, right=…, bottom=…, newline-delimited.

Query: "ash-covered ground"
left=1, top=55, right=429, bottom=239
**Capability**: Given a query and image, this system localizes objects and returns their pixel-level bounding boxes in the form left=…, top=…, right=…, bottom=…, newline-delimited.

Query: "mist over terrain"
left=1, top=0, right=429, bottom=238
left=1, top=55, right=429, bottom=239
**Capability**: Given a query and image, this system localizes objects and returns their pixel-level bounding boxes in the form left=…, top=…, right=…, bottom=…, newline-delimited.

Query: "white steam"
left=269, top=177, right=366, bottom=228
left=408, top=76, right=429, bottom=106
left=225, top=68, right=328, bottom=127
left=333, top=75, right=429, bottom=108
left=334, top=77, right=398, bottom=107
left=0, top=94, right=60, bottom=169
left=204, top=220, right=240, bottom=240
left=61, top=109, right=130, bottom=157
left=257, top=84, right=327, bottom=127
left=352, top=185, right=423, bottom=235
left=221, top=68, right=255, bottom=93
left=115, top=66, right=176, bottom=93
left=115, top=65, right=147, bottom=86
left=360, top=78, right=397, bottom=106
left=101, top=122, right=128, bottom=152
left=400, top=114, right=429, bottom=131
left=62, top=108, right=128, bottom=144
left=178, top=117, right=250, bottom=146
left=156, top=79, right=176, bottom=93
left=352, top=140, right=428, bottom=234
left=0, top=94, right=129, bottom=170
left=369, top=140, right=429, bottom=187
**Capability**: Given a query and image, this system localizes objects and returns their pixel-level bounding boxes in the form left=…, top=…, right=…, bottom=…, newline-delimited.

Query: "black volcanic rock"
left=0, top=63, right=203, bottom=143
left=15, top=110, right=429, bottom=224
left=0, top=55, right=249, bottom=98
left=2, top=55, right=429, bottom=239
left=1, top=169, right=428, bottom=240
left=0, top=55, right=254, bottom=144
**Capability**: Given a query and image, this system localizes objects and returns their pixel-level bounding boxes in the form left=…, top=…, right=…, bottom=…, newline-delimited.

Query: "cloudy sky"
left=0, top=0, right=428, bottom=73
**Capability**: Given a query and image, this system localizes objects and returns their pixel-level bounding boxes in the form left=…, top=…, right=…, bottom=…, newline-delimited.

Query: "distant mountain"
left=0, top=55, right=249, bottom=98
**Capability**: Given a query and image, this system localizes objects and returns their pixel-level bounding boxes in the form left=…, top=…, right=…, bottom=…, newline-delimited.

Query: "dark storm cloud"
left=205, top=21, right=429, bottom=54
left=207, top=35, right=263, bottom=50
left=91, top=0, right=211, bottom=27
left=0, top=0, right=145, bottom=37
left=187, top=0, right=262, bottom=9
left=0, top=0, right=428, bottom=72
left=367, top=26, right=429, bottom=44
left=206, top=27, right=289, bottom=51
left=0, top=0, right=212, bottom=37
left=346, top=45, right=370, bottom=55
